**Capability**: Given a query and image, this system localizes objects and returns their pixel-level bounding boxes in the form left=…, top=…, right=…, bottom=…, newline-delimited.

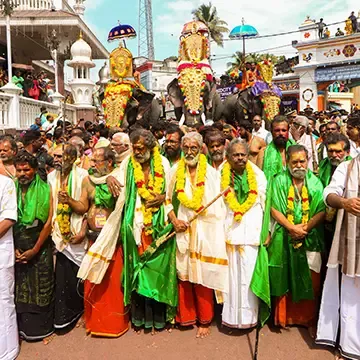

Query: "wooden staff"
left=157, top=187, right=230, bottom=246
left=61, top=94, right=69, bottom=190
left=309, top=126, right=319, bottom=175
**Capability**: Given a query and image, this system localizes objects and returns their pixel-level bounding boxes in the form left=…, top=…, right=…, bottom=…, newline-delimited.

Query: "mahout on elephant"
left=222, top=60, right=282, bottom=129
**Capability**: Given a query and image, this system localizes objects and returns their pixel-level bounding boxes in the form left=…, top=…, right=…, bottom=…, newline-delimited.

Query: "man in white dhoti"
left=221, top=139, right=267, bottom=329
left=316, top=154, right=360, bottom=360
left=0, top=175, right=19, bottom=360
left=166, top=132, right=228, bottom=338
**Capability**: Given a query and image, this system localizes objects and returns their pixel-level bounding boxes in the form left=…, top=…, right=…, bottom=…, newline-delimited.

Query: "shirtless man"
left=0, top=136, right=17, bottom=180
left=238, top=120, right=266, bottom=167
left=66, top=147, right=129, bottom=337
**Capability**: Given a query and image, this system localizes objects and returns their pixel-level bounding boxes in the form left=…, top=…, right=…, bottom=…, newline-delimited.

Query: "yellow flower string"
left=131, top=146, right=164, bottom=235
left=56, top=202, right=72, bottom=243
left=221, top=161, right=258, bottom=223
left=176, top=154, right=207, bottom=212
left=286, top=184, right=310, bottom=249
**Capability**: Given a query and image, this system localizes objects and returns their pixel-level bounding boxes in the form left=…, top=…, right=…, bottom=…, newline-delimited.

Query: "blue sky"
left=80, top=0, right=360, bottom=79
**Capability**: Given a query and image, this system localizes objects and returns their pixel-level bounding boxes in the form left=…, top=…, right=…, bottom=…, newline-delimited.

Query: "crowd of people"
left=0, top=107, right=360, bottom=360
left=0, top=68, right=54, bottom=102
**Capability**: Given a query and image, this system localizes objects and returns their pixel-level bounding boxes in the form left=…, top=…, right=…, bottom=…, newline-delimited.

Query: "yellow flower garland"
left=56, top=202, right=72, bottom=242
left=131, top=146, right=164, bottom=235
left=176, top=154, right=207, bottom=212
left=286, top=184, right=310, bottom=249
left=221, top=161, right=258, bottom=222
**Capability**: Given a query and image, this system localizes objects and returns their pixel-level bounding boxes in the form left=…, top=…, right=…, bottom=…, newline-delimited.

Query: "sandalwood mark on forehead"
left=167, top=134, right=177, bottom=142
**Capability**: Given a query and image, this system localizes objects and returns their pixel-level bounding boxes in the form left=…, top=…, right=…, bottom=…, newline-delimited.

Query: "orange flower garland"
left=221, top=161, right=258, bottom=223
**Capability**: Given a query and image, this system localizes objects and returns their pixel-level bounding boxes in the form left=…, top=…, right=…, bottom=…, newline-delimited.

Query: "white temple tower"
left=68, top=34, right=95, bottom=108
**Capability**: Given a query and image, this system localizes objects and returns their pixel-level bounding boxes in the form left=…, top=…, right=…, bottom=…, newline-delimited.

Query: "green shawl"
left=94, top=184, right=115, bottom=209
left=262, top=139, right=295, bottom=180
left=251, top=170, right=325, bottom=326
left=318, top=156, right=352, bottom=187
left=16, top=174, right=50, bottom=227
left=88, top=169, right=115, bottom=209
left=267, top=170, right=325, bottom=301
left=121, top=158, right=177, bottom=320
left=233, top=170, right=249, bottom=202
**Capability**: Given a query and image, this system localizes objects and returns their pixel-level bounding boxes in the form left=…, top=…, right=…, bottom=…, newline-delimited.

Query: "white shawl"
left=48, top=165, right=88, bottom=266
left=77, top=166, right=126, bottom=284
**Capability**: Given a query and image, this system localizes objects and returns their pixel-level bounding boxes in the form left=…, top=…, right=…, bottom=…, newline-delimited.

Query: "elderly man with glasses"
left=290, top=115, right=319, bottom=173
left=110, top=132, right=131, bottom=165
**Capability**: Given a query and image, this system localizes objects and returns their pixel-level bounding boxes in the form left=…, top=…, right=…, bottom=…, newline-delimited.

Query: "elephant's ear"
left=132, top=87, right=155, bottom=105
left=167, top=78, right=184, bottom=108
left=238, top=88, right=251, bottom=111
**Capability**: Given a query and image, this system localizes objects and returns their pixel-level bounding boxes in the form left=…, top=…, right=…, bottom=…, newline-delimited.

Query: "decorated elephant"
left=102, top=46, right=161, bottom=130
left=223, top=60, right=282, bottom=128
left=167, top=20, right=223, bottom=126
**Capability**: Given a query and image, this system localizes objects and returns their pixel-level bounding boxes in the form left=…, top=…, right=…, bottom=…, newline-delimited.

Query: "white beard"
left=184, top=153, right=200, bottom=167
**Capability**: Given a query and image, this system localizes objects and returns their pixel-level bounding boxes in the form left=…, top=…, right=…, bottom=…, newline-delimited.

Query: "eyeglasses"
left=92, top=159, right=108, bottom=164
left=183, top=146, right=199, bottom=153
left=293, top=122, right=304, bottom=129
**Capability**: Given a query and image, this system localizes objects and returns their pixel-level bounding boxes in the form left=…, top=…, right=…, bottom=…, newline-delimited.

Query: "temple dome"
left=68, top=36, right=95, bottom=68
left=97, top=61, right=110, bottom=85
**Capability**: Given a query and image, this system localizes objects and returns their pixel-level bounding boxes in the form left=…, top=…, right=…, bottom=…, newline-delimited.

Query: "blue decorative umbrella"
left=108, top=23, right=136, bottom=42
left=229, top=18, right=258, bottom=63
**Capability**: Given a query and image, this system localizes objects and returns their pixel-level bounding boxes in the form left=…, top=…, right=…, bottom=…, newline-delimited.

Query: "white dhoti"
left=0, top=266, right=19, bottom=360
left=221, top=162, right=267, bottom=329
left=222, top=245, right=259, bottom=329
left=316, top=267, right=360, bottom=360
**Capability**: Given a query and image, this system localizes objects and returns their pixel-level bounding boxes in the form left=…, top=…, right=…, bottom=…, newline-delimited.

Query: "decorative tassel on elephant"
left=167, top=21, right=223, bottom=127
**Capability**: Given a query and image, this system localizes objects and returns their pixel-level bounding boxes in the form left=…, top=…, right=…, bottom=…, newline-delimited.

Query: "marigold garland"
left=221, top=161, right=258, bottom=223
left=176, top=154, right=207, bottom=212
left=131, top=146, right=164, bottom=235
left=286, top=184, right=310, bottom=249
left=56, top=202, right=72, bottom=243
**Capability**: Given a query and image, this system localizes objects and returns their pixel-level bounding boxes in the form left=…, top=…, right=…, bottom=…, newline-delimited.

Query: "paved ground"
left=18, top=321, right=335, bottom=360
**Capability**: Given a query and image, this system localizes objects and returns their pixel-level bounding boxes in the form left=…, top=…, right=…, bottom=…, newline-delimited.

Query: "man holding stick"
left=166, top=132, right=228, bottom=338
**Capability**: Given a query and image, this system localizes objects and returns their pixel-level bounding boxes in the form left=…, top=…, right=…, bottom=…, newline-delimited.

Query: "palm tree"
left=227, top=52, right=285, bottom=73
left=192, top=2, right=229, bottom=47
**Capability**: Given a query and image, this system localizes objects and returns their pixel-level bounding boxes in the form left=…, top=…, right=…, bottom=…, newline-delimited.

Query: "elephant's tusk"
left=179, top=113, right=186, bottom=126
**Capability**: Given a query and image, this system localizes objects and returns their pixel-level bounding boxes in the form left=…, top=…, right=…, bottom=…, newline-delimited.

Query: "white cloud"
left=154, top=0, right=360, bottom=75
left=167, top=0, right=196, bottom=12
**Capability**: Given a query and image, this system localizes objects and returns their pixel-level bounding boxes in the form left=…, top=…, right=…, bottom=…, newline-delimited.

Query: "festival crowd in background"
left=0, top=106, right=360, bottom=360
left=0, top=68, right=54, bottom=102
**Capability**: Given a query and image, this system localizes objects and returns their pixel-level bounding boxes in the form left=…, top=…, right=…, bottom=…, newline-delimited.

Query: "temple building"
left=0, top=0, right=108, bottom=129
left=274, top=14, right=360, bottom=113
